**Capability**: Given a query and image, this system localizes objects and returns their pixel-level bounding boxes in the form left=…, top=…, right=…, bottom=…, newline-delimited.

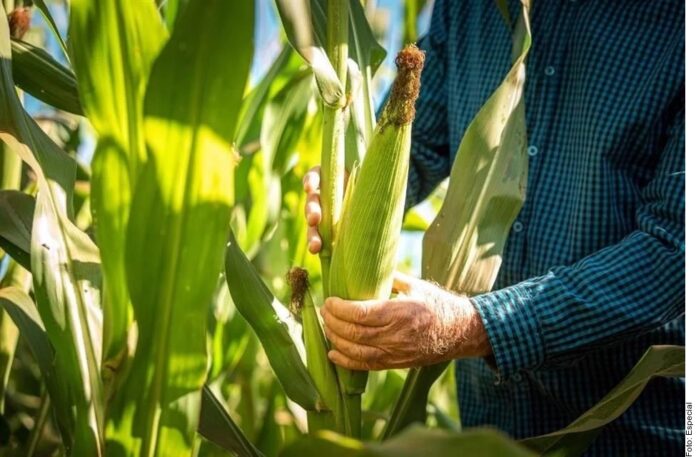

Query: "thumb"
left=392, top=271, right=416, bottom=295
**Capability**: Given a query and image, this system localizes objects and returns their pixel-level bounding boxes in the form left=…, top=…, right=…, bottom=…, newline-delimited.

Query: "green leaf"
left=382, top=362, right=447, bottom=439
left=401, top=209, right=430, bottom=232
left=225, top=233, right=324, bottom=412
left=403, top=0, right=427, bottom=46
left=0, top=6, right=104, bottom=454
left=207, top=280, right=253, bottom=382
left=1, top=141, right=22, bottom=190
left=274, top=0, right=344, bottom=107
left=361, top=368, right=404, bottom=439
left=262, top=72, right=314, bottom=174
left=313, top=0, right=386, bottom=140
left=0, top=287, right=75, bottom=443
left=163, top=0, right=189, bottom=30
left=345, top=0, right=386, bottom=71
left=422, top=3, right=531, bottom=294
left=494, top=0, right=513, bottom=28
left=198, top=385, right=264, bottom=457
left=309, top=0, right=386, bottom=72
left=10, top=39, right=82, bottom=115
left=32, top=0, right=69, bottom=59
left=69, top=0, right=167, bottom=363
left=233, top=51, right=312, bottom=258
left=281, top=425, right=535, bottom=457
left=235, top=150, right=276, bottom=257
left=256, top=380, right=303, bottom=456
left=386, top=2, right=533, bottom=437
left=234, top=44, right=294, bottom=147
left=0, top=190, right=33, bottom=271
left=522, top=345, right=685, bottom=456
left=236, top=72, right=315, bottom=255
left=345, top=60, right=367, bottom=164
left=105, top=1, right=254, bottom=454
left=0, top=300, right=18, bottom=415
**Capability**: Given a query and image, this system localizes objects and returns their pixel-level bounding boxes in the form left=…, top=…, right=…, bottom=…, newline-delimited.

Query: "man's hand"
left=303, top=166, right=323, bottom=254
left=321, top=272, right=493, bottom=370
left=304, top=166, right=492, bottom=370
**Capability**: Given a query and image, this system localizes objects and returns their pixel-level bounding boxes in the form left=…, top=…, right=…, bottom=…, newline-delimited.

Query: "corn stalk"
left=318, top=0, right=349, bottom=294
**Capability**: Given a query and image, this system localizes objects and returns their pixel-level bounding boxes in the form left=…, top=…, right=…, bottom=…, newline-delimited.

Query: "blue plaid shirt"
left=406, top=1, right=685, bottom=455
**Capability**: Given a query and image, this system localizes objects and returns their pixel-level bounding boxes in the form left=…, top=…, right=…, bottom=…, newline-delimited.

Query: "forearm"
left=472, top=229, right=684, bottom=380
left=405, top=278, right=492, bottom=361
left=472, top=104, right=684, bottom=380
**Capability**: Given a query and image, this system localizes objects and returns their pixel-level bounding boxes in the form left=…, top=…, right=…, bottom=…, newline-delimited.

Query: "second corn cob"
left=288, top=267, right=344, bottom=434
left=328, top=44, right=424, bottom=437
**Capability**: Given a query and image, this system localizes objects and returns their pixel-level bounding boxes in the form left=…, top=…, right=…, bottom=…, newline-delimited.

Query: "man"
left=303, top=1, right=684, bottom=455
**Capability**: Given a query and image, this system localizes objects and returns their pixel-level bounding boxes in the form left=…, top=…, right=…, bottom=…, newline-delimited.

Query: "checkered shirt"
left=406, top=1, right=685, bottom=455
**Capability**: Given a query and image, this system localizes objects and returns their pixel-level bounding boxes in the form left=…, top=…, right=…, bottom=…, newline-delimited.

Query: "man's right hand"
left=303, top=166, right=323, bottom=254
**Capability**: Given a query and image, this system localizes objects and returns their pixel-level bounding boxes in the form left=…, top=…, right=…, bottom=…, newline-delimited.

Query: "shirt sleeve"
left=472, top=100, right=685, bottom=381
left=405, top=0, right=452, bottom=209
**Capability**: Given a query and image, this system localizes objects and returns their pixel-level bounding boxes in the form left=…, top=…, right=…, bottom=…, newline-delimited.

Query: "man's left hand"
left=321, top=272, right=493, bottom=371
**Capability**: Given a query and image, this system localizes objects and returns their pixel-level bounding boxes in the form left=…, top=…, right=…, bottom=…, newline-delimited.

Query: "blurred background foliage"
left=0, top=1, right=459, bottom=455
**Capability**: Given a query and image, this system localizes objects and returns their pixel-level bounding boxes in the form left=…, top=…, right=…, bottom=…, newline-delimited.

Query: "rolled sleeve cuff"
left=471, top=282, right=545, bottom=382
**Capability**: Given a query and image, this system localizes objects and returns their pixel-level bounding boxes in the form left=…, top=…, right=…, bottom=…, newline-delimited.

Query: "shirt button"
left=544, top=66, right=556, bottom=76
left=513, top=221, right=524, bottom=233
left=527, top=145, right=538, bottom=156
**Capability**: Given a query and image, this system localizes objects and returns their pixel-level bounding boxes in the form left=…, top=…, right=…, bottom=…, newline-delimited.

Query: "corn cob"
left=288, top=267, right=344, bottom=434
left=328, top=44, right=424, bottom=436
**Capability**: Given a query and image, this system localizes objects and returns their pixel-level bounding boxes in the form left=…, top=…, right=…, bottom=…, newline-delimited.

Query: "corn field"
left=0, top=0, right=684, bottom=456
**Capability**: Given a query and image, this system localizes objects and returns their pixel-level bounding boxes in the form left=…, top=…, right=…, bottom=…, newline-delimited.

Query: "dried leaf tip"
left=384, top=44, right=425, bottom=126
left=287, top=267, right=310, bottom=312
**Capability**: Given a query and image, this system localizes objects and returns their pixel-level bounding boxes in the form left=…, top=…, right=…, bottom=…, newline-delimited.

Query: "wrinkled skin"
left=304, top=167, right=492, bottom=370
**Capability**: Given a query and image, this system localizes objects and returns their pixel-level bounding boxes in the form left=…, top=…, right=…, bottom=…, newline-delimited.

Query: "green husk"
left=288, top=267, right=344, bottom=434
left=328, top=44, right=424, bottom=436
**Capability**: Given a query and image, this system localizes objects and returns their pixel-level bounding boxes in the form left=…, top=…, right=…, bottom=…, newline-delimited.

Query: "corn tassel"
left=328, top=45, right=424, bottom=436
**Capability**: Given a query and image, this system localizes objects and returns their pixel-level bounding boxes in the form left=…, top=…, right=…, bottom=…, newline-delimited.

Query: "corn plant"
left=0, top=0, right=255, bottom=454
left=0, top=0, right=684, bottom=456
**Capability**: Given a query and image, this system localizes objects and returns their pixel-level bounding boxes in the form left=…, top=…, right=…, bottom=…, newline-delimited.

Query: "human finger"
left=303, top=166, right=321, bottom=194
left=327, top=349, right=373, bottom=371
left=392, top=271, right=416, bottom=294
left=307, top=226, right=322, bottom=254
left=304, top=192, right=322, bottom=227
left=324, top=326, right=385, bottom=367
left=323, top=296, right=391, bottom=326
left=321, top=309, right=382, bottom=344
